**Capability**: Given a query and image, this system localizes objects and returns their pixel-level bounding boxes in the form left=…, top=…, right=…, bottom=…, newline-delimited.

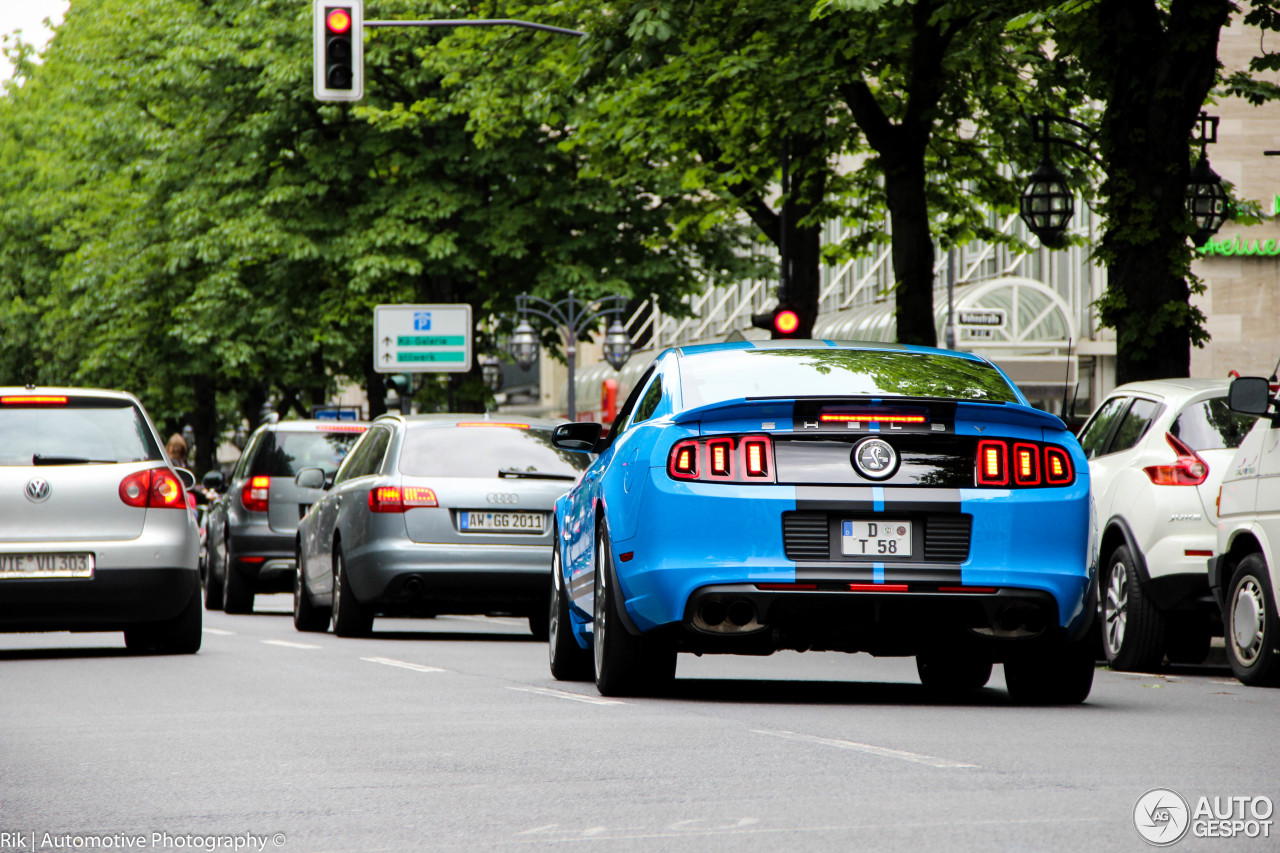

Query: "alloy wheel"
left=1105, top=561, right=1129, bottom=656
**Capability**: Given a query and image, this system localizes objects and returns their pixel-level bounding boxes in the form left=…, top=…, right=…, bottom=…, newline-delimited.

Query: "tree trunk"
left=192, top=371, right=218, bottom=476
left=883, top=154, right=937, bottom=347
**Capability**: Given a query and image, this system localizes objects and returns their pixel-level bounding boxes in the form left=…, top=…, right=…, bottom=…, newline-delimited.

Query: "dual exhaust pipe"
left=693, top=597, right=763, bottom=634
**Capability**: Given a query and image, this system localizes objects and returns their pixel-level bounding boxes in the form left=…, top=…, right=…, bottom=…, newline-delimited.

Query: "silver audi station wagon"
left=0, top=387, right=202, bottom=653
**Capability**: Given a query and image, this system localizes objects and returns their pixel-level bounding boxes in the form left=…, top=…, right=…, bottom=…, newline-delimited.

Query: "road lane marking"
left=438, top=615, right=526, bottom=627
left=361, top=656, right=445, bottom=673
left=751, top=728, right=978, bottom=769
left=201, top=628, right=235, bottom=636
left=506, top=686, right=625, bottom=706
left=261, top=639, right=322, bottom=650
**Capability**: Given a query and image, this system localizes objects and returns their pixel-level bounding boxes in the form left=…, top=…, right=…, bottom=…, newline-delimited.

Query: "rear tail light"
left=241, top=475, right=270, bottom=513
left=368, top=485, right=438, bottom=513
left=119, top=467, right=187, bottom=509
left=975, top=439, right=1075, bottom=488
left=1143, top=432, right=1208, bottom=486
left=667, top=435, right=775, bottom=483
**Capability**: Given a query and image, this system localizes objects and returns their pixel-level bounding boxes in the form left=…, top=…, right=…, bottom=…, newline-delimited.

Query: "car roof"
left=384, top=414, right=565, bottom=430
left=673, top=338, right=990, bottom=363
left=1106, top=378, right=1232, bottom=400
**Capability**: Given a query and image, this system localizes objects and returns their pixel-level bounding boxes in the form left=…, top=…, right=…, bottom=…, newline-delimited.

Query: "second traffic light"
left=751, top=306, right=804, bottom=339
left=313, top=0, right=364, bottom=101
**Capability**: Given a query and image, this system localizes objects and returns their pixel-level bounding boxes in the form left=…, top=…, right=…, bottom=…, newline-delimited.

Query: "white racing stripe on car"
left=752, top=728, right=978, bottom=769
left=201, top=628, right=235, bottom=636
left=507, top=686, right=625, bottom=706
left=361, top=656, right=446, bottom=673
left=260, top=639, right=322, bottom=650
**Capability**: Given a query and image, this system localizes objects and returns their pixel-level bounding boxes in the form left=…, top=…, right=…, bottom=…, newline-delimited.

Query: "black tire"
left=1165, top=611, right=1212, bottom=665
left=528, top=606, right=550, bottom=641
left=549, top=535, right=593, bottom=682
left=916, top=648, right=993, bottom=693
left=592, top=524, right=675, bottom=697
left=293, top=548, right=330, bottom=633
left=125, top=588, right=202, bottom=655
left=1224, top=554, right=1280, bottom=686
left=1004, top=636, right=1095, bottom=705
left=203, top=527, right=225, bottom=611
left=221, top=537, right=255, bottom=615
left=1101, top=545, right=1165, bottom=671
left=331, top=545, right=373, bottom=637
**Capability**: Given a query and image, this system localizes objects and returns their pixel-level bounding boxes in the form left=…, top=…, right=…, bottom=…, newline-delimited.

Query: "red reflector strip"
left=849, top=583, right=909, bottom=592
left=820, top=414, right=926, bottom=423
left=619, top=552, right=634, bottom=563
left=317, top=424, right=367, bottom=433
left=755, top=583, right=818, bottom=591
left=1, top=395, right=68, bottom=405
left=937, top=586, right=997, bottom=594
left=455, top=422, right=529, bottom=429
left=239, top=556, right=266, bottom=564
left=1184, top=550, right=1214, bottom=557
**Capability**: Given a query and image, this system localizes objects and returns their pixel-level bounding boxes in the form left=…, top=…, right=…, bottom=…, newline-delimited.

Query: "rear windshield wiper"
left=32, top=454, right=118, bottom=466
left=498, top=468, right=577, bottom=481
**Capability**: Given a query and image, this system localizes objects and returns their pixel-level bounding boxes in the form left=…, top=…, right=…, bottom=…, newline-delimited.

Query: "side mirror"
left=202, top=470, right=225, bottom=492
left=174, top=467, right=197, bottom=490
left=1228, top=376, right=1273, bottom=416
left=552, top=422, right=603, bottom=453
left=295, top=467, right=328, bottom=490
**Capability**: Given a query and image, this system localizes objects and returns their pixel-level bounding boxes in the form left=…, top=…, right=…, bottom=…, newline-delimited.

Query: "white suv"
left=1212, top=376, right=1280, bottom=686
left=1078, top=379, right=1253, bottom=671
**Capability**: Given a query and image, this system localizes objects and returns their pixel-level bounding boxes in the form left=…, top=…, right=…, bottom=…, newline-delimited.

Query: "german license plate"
left=459, top=511, right=545, bottom=533
left=841, top=521, right=911, bottom=558
left=0, top=552, right=95, bottom=579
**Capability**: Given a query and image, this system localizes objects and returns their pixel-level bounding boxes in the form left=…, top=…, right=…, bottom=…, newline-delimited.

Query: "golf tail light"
left=119, top=467, right=187, bottom=509
left=666, top=435, right=774, bottom=483
left=1144, top=432, right=1209, bottom=486
left=241, top=475, right=270, bottom=513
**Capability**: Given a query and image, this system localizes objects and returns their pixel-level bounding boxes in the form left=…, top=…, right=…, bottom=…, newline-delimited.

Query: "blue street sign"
left=414, top=311, right=432, bottom=331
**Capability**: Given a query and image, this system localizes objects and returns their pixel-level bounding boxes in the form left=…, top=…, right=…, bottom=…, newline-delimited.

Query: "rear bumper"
left=345, top=539, right=550, bottom=613
left=0, top=568, right=200, bottom=632
left=228, top=527, right=296, bottom=591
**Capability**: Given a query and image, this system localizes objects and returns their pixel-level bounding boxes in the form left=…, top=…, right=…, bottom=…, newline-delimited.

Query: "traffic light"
left=751, top=305, right=804, bottom=339
left=313, top=0, right=363, bottom=101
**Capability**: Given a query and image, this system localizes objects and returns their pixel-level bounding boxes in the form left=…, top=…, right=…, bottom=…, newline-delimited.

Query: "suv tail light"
left=667, top=435, right=775, bottom=483
left=119, top=467, right=187, bottom=509
left=241, top=475, right=270, bottom=513
left=1144, top=432, right=1208, bottom=486
left=368, top=485, right=439, bottom=513
left=975, top=439, right=1075, bottom=488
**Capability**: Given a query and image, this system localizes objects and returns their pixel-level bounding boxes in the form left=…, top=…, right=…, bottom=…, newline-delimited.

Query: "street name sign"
left=374, top=304, right=472, bottom=373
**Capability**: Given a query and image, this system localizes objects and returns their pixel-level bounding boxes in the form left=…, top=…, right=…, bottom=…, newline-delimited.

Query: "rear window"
left=1171, top=398, right=1255, bottom=452
left=399, top=425, right=589, bottom=479
left=250, top=429, right=365, bottom=477
left=0, top=396, right=161, bottom=466
left=678, top=348, right=1021, bottom=409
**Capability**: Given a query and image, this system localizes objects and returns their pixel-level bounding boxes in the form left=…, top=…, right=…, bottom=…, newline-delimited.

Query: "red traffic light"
left=774, top=309, right=801, bottom=335
left=326, top=7, right=352, bottom=33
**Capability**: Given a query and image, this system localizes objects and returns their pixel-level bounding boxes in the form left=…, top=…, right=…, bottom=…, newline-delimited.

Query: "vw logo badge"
left=25, top=478, right=52, bottom=503
left=486, top=492, right=519, bottom=505
left=852, top=438, right=898, bottom=481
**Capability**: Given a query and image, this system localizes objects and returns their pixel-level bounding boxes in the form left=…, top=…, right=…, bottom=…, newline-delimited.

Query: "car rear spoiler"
left=671, top=396, right=1070, bottom=432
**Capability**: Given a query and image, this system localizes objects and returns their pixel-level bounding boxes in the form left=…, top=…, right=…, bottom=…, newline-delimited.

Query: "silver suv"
left=0, top=388, right=202, bottom=653
left=203, top=419, right=366, bottom=613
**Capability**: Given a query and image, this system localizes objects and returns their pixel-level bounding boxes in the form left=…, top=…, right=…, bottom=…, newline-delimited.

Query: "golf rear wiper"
left=498, top=468, right=576, bottom=481
left=32, top=454, right=117, bottom=466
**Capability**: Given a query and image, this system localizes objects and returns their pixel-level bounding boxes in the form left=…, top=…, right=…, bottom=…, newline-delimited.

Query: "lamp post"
left=508, top=291, right=633, bottom=421
left=1186, top=112, right=1228, bottom=247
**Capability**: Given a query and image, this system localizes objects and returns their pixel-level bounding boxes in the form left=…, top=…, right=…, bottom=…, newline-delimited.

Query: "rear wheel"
left=1101, top=546, right=1165, bottom=671
left=592, top=524, right=675, bottom=697
left=1004, top=636, right=1095, bottom=705
left=331, top=546, right=373, bottom=637
left=221, top=538, right=255, bottom=615
left=125, top=589, right=202, bottom=655
left=916, top=648, right=993, bottom=693
left=549, top=537, right=592, bottom=682
left=293, top=548, right=330, bottom=633
left=1225, top=554, right=1280, bottom=686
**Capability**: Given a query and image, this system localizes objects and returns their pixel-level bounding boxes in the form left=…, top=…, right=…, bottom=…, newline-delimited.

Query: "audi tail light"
left=1144, top=432, right=1209, bottom=486
left=667, top=435, right=775, bottom=483
left=241, top=475, right=270, bottom=513
left=368, top=485, right=439, bottom=513
left=975, top=439, right=1075, bottom=488
left=119, top=467, right=187, bottom=509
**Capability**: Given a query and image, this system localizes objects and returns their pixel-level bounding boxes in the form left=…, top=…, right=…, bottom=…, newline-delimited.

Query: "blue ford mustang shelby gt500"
left=547, top=340, right=1097, bottom=702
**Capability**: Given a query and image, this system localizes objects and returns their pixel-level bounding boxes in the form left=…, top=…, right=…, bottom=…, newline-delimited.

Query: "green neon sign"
left=1198, top=233, right=1280, bottom=257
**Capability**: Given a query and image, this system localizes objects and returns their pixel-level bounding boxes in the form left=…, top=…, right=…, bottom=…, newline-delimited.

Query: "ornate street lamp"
left=1187, top=112, right=1228, bottom=247
left=480, top=355, right=504, bottom=391
left=1019, top=159, right=1075, bottom=249
left=508, top=291, right=633, bottom=421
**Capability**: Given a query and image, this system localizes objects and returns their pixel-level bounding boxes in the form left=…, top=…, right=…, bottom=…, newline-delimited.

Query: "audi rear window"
left=0, top=397, right=161, bottom=466
left=250, top=430, right=365, bottom=478
left=399, top=426, right=589, bottom=479
left=679, top=348, right=1021, bottom=408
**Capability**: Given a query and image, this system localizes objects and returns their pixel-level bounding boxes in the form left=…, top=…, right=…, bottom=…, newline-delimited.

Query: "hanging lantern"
left=1186, top=156, right=1229, bottom=247
left=601, top=320, right=632, bottom=371
left=509, top=320, right=540, bottom=370
left=1019, top=159, right=1075, bottom=249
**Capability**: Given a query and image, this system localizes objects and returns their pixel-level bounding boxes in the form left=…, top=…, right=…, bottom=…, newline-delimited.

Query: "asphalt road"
left=2, top=594, right=1277, bottom=853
